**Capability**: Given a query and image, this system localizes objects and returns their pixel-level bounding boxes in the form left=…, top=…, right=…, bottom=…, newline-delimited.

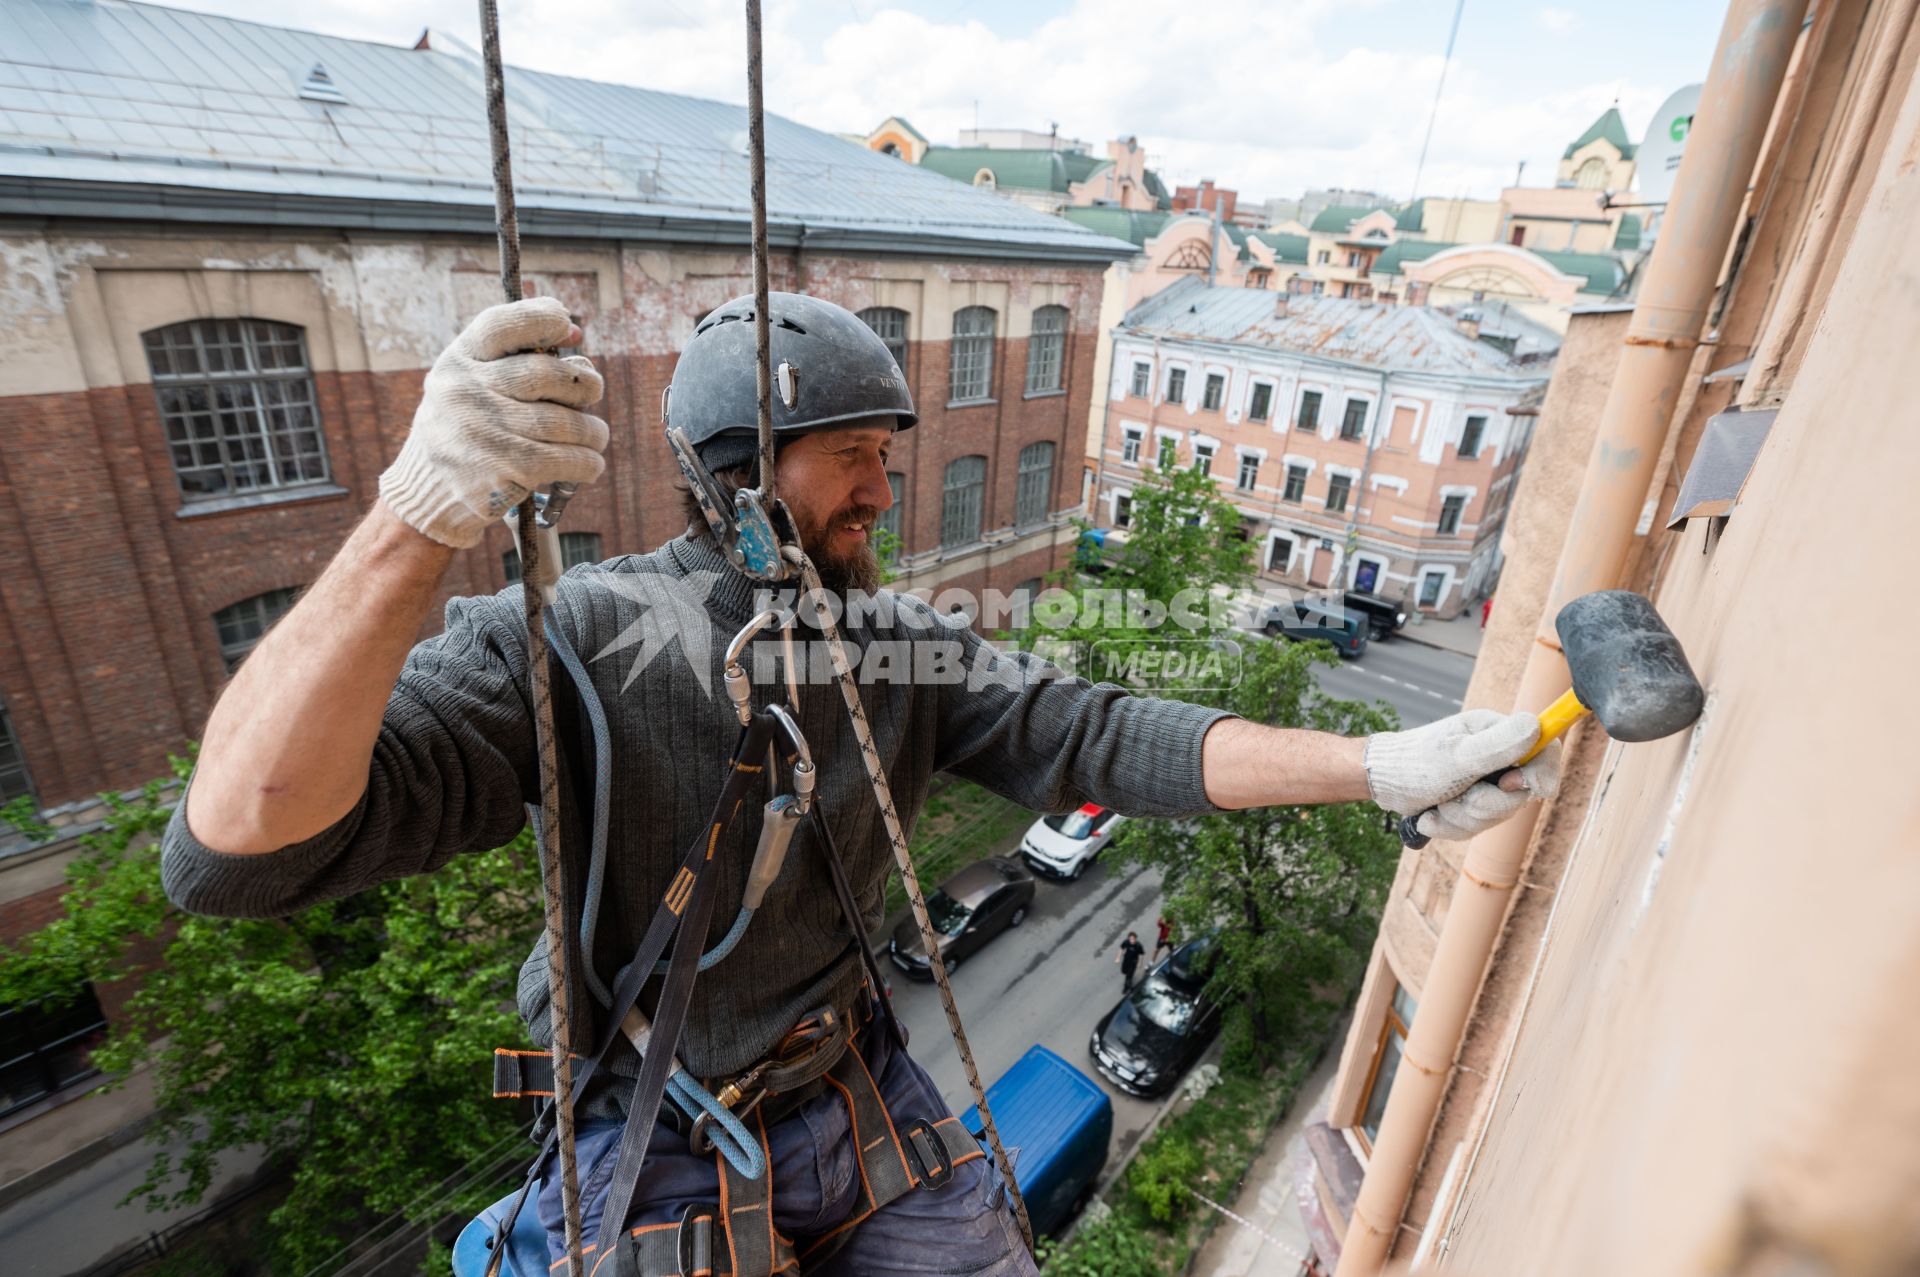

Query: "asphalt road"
left=886, top=855, right=1175, bottom=1186
left=1302, top=635, right=1474, bottom=728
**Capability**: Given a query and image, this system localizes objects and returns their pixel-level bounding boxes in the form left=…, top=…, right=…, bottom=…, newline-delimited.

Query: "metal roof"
left=1121, top=277, right=1552, bottom=381
left=0, top=0, right=1133, bottom=262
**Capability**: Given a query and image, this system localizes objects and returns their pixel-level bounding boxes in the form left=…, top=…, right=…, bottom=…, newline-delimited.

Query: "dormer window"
left=298, top=63, right=347, bottom=105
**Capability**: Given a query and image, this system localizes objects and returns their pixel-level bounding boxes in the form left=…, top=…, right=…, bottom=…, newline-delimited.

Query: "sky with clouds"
left=153, top=0, right=1723, bottom=203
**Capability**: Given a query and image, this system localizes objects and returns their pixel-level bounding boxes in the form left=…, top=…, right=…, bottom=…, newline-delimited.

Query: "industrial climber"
left=161, top=292, right=1561, bottom=1277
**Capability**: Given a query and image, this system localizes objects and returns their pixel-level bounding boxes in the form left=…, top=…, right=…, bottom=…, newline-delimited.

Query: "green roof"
left=919, top=146, right=1108, bottom=194
left=1563, top=106, right=1637, bottom=161
left=1395, top=199, right=1427, bottom=232
left=1059, top=207, right=1176, bottom=248
left=1533, top=249, right=1625, bottom=295
left=1368, top=239, right=1459, bottom=277
left=1612, top=213, right=1642, bottom=251
left=1143, top=169, right=1173, bottom=210
left=1248, top=230, right=1310, bottom=264
left=1308, top=203, right=1398, bottom=233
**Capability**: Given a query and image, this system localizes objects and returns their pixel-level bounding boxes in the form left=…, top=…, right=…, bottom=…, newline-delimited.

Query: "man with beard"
left=163, top=292, right=1560, bottom=1276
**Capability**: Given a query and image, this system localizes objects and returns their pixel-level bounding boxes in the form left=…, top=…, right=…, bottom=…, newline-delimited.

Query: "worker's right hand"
left=379, top=298, right=608, bottom=549
left=1364, top=709, right=1562, bottom=833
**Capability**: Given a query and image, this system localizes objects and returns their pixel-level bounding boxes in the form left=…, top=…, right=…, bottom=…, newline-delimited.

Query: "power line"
left=1407, top=0, right=1468, bottom=204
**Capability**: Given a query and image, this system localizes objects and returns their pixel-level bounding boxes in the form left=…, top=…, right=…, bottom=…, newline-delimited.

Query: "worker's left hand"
left=1365, top=709, right=1563, bottom=836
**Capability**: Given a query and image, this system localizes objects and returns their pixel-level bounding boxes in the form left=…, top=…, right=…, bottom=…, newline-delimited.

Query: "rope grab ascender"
left=470, top=3, right=1033, bottom=1274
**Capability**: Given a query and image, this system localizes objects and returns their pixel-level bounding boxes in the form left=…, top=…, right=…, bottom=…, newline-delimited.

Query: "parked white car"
left=1018, top=804, right=1127, bottom=881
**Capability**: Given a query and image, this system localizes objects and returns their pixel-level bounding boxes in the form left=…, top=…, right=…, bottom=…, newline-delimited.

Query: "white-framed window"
left=1025, top=305, right=1067, bottom=393
left=1202, top=373, right=1225, bottom=411
left=876, top=472, right=905, bottom=542
left=1316, top=249, right=1331, bottom=265
left=1015, top=441, right=1055, bottom=526
left=1267, top=534, right=1294, bottom=573
left=1282, top=464, right=1308, bottom=503
left=144, top=318, right=330, bottom=503
left=1121, top=425, right=1143, bottom=464
left=1193, top=442, right=1215, bottom=475
left=1459, top=414, right=1486, bottom=460
left=1166, top=366, right=1187, bottom=404
left=858, top=306, right=909, bottom=370
left=1340, top=398, right=1369, bottom=441
left=942, top=455, right=988, bottom=546
left=1438, top=493, right=1467, bottom=535
left=1419, top=569, right=1450, bottom=607
left=214, top=587, right=299, bottom=672
left=1114, top=492, right=1133, bottom=528
left=1248, top=382, right=1274, bottom=422
left=949, top=306, right=997, bottom=403
left=1236, top=454, right=1259, bottom=491
left=1157, top=435, right=1179, bottom=468
left=1129, top=361, right=1151, bottom=398
left=1325, top=473, right=1352, bottom=513
left=1297, top=389, right=1323, bottom=433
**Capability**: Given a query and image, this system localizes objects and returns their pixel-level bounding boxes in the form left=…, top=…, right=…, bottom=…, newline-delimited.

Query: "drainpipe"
left=1333, top=1, right=1808, bottom=1272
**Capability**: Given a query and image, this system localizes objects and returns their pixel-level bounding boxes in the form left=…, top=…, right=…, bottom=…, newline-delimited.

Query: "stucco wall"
left=1432, top=56, right=1920, bottom=1277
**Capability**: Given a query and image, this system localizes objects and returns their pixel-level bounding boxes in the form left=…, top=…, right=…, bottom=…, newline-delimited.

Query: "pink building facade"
left=1090, top=280, right=1551, bottom=617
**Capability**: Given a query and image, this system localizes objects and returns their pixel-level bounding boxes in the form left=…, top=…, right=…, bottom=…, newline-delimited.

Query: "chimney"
left=1275, top=292, right=1290, bottom=317
left=1456, top=314, right=1482, bottom=340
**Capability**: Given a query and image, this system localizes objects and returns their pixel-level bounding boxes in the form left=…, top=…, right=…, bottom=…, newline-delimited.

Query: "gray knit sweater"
left=161, top=535, right=1230, bottom=1082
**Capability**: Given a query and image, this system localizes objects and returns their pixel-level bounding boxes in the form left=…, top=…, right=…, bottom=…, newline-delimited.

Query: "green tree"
left=1034, top=462, right=1402, bottom=1066
left=0, top=755, right=543, bottom=1275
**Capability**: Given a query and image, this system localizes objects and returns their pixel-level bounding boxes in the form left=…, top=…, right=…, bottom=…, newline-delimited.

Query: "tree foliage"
left=1035, top=463, right=1402, bottom=1065
left=0, top=755, right=542, bottom=1274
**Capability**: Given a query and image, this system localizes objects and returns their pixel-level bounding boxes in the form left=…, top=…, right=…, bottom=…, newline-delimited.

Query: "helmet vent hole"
left=776, top=317, right=807, bottom=334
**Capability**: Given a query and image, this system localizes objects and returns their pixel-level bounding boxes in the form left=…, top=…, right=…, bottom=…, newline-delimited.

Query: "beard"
left=794, top=501, right=883, bottom=597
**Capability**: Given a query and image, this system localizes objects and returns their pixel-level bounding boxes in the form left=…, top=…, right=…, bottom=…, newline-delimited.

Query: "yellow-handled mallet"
left=1400, top=590, right=1704, bottom=848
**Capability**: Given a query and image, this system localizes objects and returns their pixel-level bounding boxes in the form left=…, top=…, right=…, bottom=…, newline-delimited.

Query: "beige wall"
left=1389, top=7, right=1920, bottom=1273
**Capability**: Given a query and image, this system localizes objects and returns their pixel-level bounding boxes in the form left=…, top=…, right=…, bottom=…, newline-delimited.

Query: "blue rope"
left=668, top=1072, right=764, bottom=1180
left=544, top=614, right=614, bottom=1005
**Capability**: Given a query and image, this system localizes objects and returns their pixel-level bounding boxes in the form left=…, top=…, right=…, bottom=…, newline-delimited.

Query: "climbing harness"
left=471, top=2, right=1031, bottom=1271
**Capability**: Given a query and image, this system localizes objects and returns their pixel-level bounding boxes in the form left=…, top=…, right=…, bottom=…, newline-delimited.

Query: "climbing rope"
left=476, top=3, right=585, bottom=1274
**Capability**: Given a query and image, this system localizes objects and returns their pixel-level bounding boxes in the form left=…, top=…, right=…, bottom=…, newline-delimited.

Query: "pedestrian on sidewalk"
left=1152, top=915, right=1173, bottom=963
left=1117, top=932, right=1146, bottom=992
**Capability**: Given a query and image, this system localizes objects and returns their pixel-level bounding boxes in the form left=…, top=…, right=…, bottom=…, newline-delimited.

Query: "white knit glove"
left=1364, top=709, right=1564, bottom=842
left=379, top=298, right=608, bottom=549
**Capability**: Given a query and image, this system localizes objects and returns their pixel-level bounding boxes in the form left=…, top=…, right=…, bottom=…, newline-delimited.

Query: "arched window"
left=214, top=587, right=299, bottom=671
left=941, top=455, right=987, bottom=547
left=1025, top=305, right=1067, bottom=394
left=972, top=168, right=997, bottom=190
left=142, top=319, right=328, bottom=503
left=1015, top=441, right=1055, bottom=527
left=880, top=142, right=901, bottom=158
left=1574, top=157, right=1608, bottom=189
left=857, top=306, right=909, bottom=370
left=949, top=307, right=997, bottom=403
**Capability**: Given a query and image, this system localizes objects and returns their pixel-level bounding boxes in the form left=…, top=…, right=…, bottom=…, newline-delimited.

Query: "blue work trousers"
left=537, top=1014, right=1037, bottom=1276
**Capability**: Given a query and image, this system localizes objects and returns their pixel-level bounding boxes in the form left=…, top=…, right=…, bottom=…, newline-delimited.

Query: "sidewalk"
left=1395, top=608, right=1486, bottom=659
left=1188, top=1038, right=1344, bottom=1277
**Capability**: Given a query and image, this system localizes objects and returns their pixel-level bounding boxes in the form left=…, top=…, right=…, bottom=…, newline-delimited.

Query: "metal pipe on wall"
left=1332, top=1, right=1810, bottom=1272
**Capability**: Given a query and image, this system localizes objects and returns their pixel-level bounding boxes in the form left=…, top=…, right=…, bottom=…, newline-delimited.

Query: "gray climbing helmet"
left=666, top=292, right=917, bottom=471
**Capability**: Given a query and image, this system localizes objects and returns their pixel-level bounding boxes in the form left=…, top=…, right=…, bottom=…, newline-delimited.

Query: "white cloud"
left=148, top=0, right=1670, bottom=202
left=1538, top=8, right=1578, bottom=33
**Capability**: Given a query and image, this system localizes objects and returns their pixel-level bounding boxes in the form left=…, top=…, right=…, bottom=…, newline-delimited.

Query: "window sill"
left=175, top=484, right=350, bottom=520
left=1022, top=388, right=1067, bottom=401
left=944, top=398, right=998, bottom=410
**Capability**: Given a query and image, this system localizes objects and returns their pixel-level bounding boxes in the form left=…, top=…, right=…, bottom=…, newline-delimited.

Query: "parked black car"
left=1340, top=590, right=1409, bottom=641
left=889, top=857, right=1036, bottom=979
left=1088, top=935, right=1222, bottom=1097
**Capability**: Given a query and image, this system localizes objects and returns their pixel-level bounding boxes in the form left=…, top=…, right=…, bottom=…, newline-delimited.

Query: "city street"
left=1303, top=636, right=1472, bottom=728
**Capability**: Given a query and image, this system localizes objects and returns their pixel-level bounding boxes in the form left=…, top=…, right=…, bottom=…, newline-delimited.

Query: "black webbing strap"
left=591, top=717, right=776, bottom=1264
left=806, top=808, right=909, bottom=1053
left=489, top=717, right=776, bottom=1266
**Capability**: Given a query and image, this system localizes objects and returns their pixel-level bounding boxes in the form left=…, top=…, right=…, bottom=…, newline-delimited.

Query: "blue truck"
left=961, top=1044, right=1114, bottom=1239
left=454, top=1044, right=1112, bottom=1273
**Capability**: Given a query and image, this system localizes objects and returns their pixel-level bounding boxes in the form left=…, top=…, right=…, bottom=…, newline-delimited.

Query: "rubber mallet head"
left=1554, top=590, right=1705, bottom=743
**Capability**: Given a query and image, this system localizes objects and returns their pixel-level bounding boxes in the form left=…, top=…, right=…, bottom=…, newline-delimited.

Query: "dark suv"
left=889, top=857, right=1037, bottom=978
left=1258, top=598, right=1369, bottom=658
